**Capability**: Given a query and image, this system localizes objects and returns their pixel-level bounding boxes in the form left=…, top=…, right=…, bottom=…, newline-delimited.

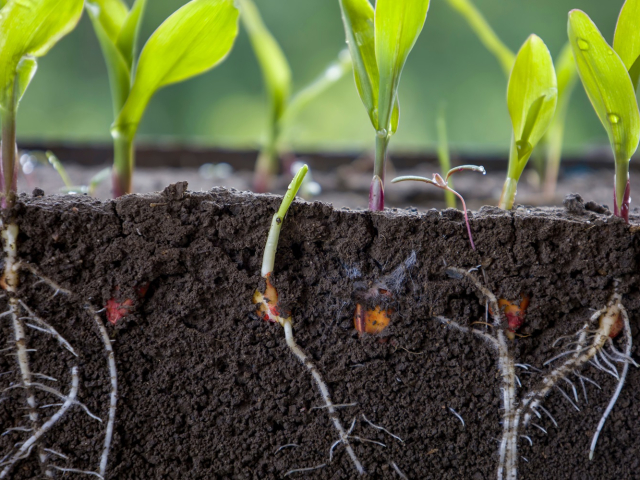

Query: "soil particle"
left=1, top=187, right=639, bottom=479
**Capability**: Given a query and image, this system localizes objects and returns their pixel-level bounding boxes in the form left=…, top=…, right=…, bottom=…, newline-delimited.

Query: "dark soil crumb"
left=1, top=187, right=639, bottom=479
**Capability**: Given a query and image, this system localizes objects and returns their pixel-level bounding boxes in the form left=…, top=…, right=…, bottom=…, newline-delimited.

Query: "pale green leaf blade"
left=569, top=9, right=640, bottom=164
left=85, top=0, right=129, bottom=43
left=507, top=34, right=557, bottom=160
left=338, top=0, right=379, bottom=129
left=389, top=97, right=400, bottom=135
left=614, top=0, right=640, bottom=89
left=113, top=0, right=239, bottom=139
left=282, top=49, right=352, bottom=127
left=116, top=0, right=147, bottom=71
left=238, top=0, right=291, bottom=124
left=445, top=0, right=514, bottom=76
left=375, top=0, right=430, bottom=134
left=15, top=56, right=38, bottom=105
left=0, top=0, right=84, bottom=107
left=86, top=2, right=132, bottom=115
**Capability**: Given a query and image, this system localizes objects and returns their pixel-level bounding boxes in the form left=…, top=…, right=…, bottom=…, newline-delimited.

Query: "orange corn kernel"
left=354, top=304, right=391, bottom=334
left=497, top=294, right=530, bottom=334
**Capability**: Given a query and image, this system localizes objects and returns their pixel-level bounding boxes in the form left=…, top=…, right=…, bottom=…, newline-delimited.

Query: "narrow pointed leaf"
left=0, top=0, right=84, bottom=108
left=339, top=0, right=379, bottom=129
left=375, top=0, right=430, bottom=133
left=507, top=34, right=557, bottom=162
left=113, top=0, right=239, bottom=139
left=86, top=2, right=132, bottom=115
left=445, top=0, right=514, bottom=76
left=116, top=0, right=147, bottom=70
left=85, top=0, right=129, bottom=43
left=282, top=49, right=352, bottom=127
left=238, top=0, right=291, bottom=124
left=569, top=10, right=640, bottom=165
left=614, top=0, right=640, bottom=89
left=15, top=56, right=38, bottom=106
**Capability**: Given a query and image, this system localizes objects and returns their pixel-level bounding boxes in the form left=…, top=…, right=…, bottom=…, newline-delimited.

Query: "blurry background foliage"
left=17, top=0, right=621, bottom=155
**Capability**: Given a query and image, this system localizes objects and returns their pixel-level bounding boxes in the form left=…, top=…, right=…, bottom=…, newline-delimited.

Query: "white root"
left=448, top=407, right=465, bottom=428
left=88, top=306, right=118, bottom=477
left=0, top=367, right=79, bottom=479
left=362, top=414, right=404, bottom=443
left=284, top=464, right=327, bottom=477
left=589, top=304, right=634, bottom=460
left=282, top=319, right=364, bottom=475
left=438, top=269, right=634, bottom=480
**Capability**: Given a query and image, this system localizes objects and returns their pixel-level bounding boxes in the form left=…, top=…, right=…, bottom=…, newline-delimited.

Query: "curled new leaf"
left=614, top=0, right=640, bottom=89
left=0, top=0, right=84, bottom=108
left=569, top=10, right=640, bottom=167
left=507, top=34, right=558, bottom=165
left=375, top=0, right=430, bottom=133
left=339, top=0, right=379, bottom=129
left=239, top=0, right=291, bottom=125
left=113, top=0, right=239, bottom=140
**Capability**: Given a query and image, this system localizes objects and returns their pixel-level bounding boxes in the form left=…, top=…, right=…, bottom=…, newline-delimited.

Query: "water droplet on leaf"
left=577, top=39, right=590, bottom=51
left=515, top=140, right=533, bottom=160
left=609, top=113, right=621, bottom=125
left=377, top=129, right=388, bottom=138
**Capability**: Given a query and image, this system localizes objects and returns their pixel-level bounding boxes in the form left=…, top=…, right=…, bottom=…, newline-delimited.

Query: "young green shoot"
left=339, top=0, right=430, bottom=211
left=392, top=165, right=485, bottom=250
left=436, top=106, right=456, bottom=209
left=239, top=0, right=351, bottom=193
left=252, top=165, right=364, bottom=475
left=569, top=9, right=640, bottom=223
left=88, top=0, right=240, bottom=197
left=499, top=35, right=557, bottom=210
left=446, top=0, right=577, bottom=200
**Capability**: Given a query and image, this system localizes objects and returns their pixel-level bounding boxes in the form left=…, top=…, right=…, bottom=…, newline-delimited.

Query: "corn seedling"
left=33, top=151, right=111, bottom=196
left=0, top=3, right=121, bottom=477
left=252, top=165, right=366, bottom=475
left=392, top=165, right=485, bottom=250
left=498, top=35, right=558, bottom=210
left=569, top=6, right=640, bottom=223
left=446, top=0, right=577, bottom=201
left=239, top=0, right=352, bottom=193
left=438, top=268, right=636, bottom=480
left=87, top=0, right=240, bottom=197
left=339, top=0, right=430, bottom=211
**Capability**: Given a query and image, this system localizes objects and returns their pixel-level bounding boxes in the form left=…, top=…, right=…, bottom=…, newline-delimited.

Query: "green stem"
left=112, top=134, right=134, bottom=197
left=614, top=161, right=630, bottom=222
left=437, top=112, right=456, bottom=209
left=1, top=87, right=17, bottom=211
left=499, top=140, right=519, bottom=210
left=369, top=135, right=389, bottom=211
left=253, top=123, right=280, bottom=193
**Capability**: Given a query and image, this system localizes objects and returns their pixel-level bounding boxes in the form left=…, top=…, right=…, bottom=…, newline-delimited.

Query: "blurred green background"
left=17, top=0, right=623, bottom=155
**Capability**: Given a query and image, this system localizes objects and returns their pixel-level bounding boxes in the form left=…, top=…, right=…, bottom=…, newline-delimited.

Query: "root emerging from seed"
left=438, top=268, right=635, bottom=480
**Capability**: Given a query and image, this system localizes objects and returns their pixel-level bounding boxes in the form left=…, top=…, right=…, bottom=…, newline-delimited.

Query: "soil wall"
left=1, top=186, right=639, bottom=479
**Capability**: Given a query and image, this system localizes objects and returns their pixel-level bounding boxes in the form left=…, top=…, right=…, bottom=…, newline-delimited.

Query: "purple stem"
left=369, top=175, right=384, bottom=211
left=613, top=181, right=631, bottom=224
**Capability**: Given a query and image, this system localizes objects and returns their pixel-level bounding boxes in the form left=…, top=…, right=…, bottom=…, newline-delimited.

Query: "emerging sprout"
left=239, top=0, right=352, bottom=193
left=446, top=0, right=577, bottom=200
left=339, top=0, right=430, bottom=211
left=436, top=106, right=456, bottom=209
left=499, top=35, right=558, bottom=210
left=569, top=7, right=640, bottom=223
left=0, top=0, right=84, bottom=209
left=392, top=165, right=485, bottom=250
left=88, top=0, right=240, bottom=197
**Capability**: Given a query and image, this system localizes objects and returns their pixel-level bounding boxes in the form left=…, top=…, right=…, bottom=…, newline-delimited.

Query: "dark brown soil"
left=1, top=186, right=639, bottom=479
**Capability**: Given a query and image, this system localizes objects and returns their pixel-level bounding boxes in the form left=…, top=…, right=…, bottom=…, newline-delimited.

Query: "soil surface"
left=1, top=186, right=639, bottom=479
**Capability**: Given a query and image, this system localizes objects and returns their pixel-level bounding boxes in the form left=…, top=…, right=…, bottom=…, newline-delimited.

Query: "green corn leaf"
left=375, top=0, right=430, bottom=135
left=113, top=0, right=239, bottom=140
left=507, top=34, right=557, bottom=164
left=445, top=0, right=514, bottom=76
left=15, top=56, right=38, bottom=106
left=85, top=0, right=128, bottom=43
left=614, top=0, right=640, bottom=90
left=239, top=0, right=291, bottom=125
left=0, top=0, right=84, bottom=109
left=339, top=0, right=379, bottom=129
left=282, top=49, right=352, bottom=127
left=569, top=9, right=640, bottom=166
left=116, top=0, right=147, bottom=70
left=86, top=1, right=132, bottom=116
